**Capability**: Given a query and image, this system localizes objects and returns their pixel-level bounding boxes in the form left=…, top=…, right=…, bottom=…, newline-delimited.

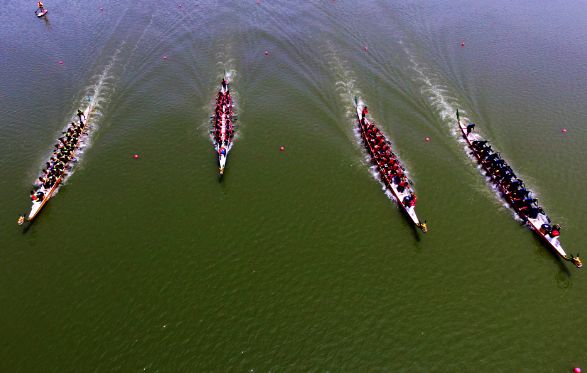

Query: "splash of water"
left=326, top=45, right=414, bottom=204
left=35, top=51, right=120, bottom=190
left=405, top=47, right=465, bottom=135
left=405, top=47, right=541, bottom=220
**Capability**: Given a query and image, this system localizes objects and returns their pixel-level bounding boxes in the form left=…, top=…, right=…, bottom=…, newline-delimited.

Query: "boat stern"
left=218, top=154, right=227, bottom=175
left=28, top=201, right=42, bottom=221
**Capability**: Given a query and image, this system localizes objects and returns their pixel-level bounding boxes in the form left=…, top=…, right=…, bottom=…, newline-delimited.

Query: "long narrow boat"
left=456, top=110, right=581, bottom=268
left=211, top=75, right=235, bottom=176
left=23, top=97, right=95, bottom=223
left=354, top=97, right=427, bottom=232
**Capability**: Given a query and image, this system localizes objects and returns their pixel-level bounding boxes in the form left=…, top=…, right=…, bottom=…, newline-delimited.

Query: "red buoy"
left=264, top=50, right=269, bottom=56
left=425, top=137, right=431, bottom=143
left=562, top=128, right=568, bottom=133
left=363, top=46, right=368, bottom=52
left=133, top=154, right=139, bottom=159
left=574, top=368, right=582, bottom=373
left=461, top=40, right=465, bottom=47
left=58, top=60, right=64, bottom=65
left=163, top=55, right=168, bottom=60
left=279, top=146, right=285, bottom=152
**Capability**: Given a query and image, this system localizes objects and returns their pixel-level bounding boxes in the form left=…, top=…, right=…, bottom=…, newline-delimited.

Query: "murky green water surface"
left=1, top=1, right=587, bottom=371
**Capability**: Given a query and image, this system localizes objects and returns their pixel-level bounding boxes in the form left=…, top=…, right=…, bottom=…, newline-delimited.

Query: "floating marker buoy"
left=100, top=7, right=103, bottom=11
left=562, top=128, right=568, bottom=133
left=279, top=146, right=285, bottom=152
left=178, top=4, right=182, bottom=8
left=256, top=0, right=261, bottom=4
left=264, top=50, right=269, bottom=56
left=133, top=154, right=139, bottom=159
left=425, top=137, right=431, bottom=143
left=58, top=60, right=64, bottom=65
left=461, top=40, right=465, bottom=47
left=163, top=55, right=168, bottom=60
left=364, top=46, right=368, bottom=52
left=574, top=368, right=582, bottom=373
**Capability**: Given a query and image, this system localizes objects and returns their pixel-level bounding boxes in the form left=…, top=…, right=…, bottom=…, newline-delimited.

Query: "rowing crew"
left=212, top=87, right=234, bottom=148
left=359, top=107, right=418, bottom=207
left=30, top=110, right=86, bottom=203
left=470, top=138, right=561, bottom=234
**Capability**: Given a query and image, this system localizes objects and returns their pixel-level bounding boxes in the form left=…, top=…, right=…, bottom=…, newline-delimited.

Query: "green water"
left=2, top=1, right=587, bottom=371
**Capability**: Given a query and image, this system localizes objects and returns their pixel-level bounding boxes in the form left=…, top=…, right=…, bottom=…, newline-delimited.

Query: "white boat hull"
left=457, top=119, right=571, bottom=262
left=26, top=100, right=94, bottom=222
left=355, top=103, right=423, bottom=229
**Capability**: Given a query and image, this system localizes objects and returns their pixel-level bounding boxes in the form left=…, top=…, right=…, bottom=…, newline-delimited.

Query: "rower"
left=403, top=195, right=412, bottom=206
left=486, top=152, right=500, bottom=163
left=221, top=78, right=228, bottom=90
left=500, top=171, right=514, bottom=185
left=37, top=1, right=44, bottom=11
left=466, top=123, right=475, bottom=134
left=550, top=224, right=561, bottom=237
left=403, top=193, right=417, bottom=207
left=472, top=140, right=487, bottom=149
left=527, top=206, right=540, bottom=219
left=479, top=146, right=493, bottom=159
left=397, top=180, right=408, bottom=193
left=508, top=179, right=524, bottom=192
left=512, top=187, right=529, bottom=200
left=361, top=106, right=368, bottom=120
left=77, top=109, right=85, bottom=125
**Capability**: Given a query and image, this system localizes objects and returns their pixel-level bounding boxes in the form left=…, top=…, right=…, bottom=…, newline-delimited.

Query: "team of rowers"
left=30, top=110, right=86, bottom=204
left=212, top=79, right=235, bottom=155
left=359, top=107, right=417, bottom=208
left=470, top=133, right=561, bottom=238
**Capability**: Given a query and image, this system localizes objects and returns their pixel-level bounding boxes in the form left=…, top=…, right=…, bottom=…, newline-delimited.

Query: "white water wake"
left=404, top=47, right=538, bottom=220
left=326, top=46, right=414, bottom=205
left=405, top=47, right=464, bottom=136
left=34, top=51, right=120, bottom=191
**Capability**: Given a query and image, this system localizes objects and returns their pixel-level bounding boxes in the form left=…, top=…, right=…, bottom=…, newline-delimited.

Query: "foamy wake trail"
left=405, top=48, right=467, bottom=136
left=405, top=48, right=530, bottom=218
left=325, top=46, right=412, bottom=204
left=47, top=51, right=120, bottom=188
left=326, top=45, right=360, bottom=117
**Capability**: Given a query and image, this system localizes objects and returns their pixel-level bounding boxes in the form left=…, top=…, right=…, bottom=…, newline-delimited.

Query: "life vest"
left=219, top=147, right=226, bottom=156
